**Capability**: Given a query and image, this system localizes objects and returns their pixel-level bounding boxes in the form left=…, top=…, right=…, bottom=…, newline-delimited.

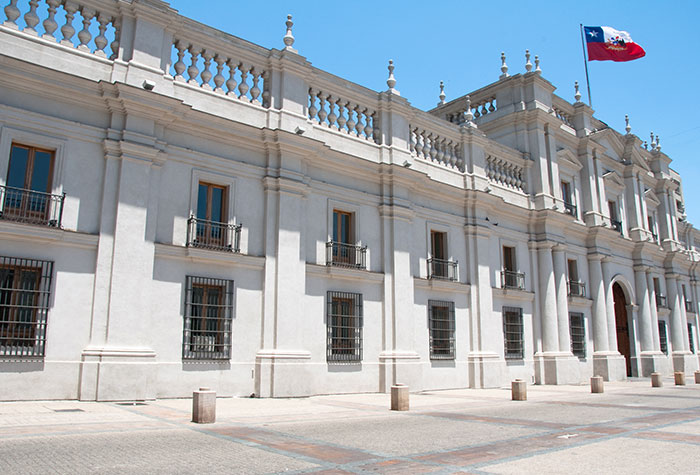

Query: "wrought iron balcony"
left=567, top=280, right=586, bottom=298
left=650, top=232, right=658, bottom=242
left=501, top=270, right=525, bottom=290
left=427, top=257, right=458, bottom=281
left=326, top=241, right=367, bottom=269
left=563, top=201, right=577, bottom=217
left=686, top=300, right=695, bottom=313
left=0, top=185, right=65, bottom=228
left=611, top=219, right=623, bottom=234
left=186, top=216, right=241, bottom=252
left=656, top=294, right=667, bottom=309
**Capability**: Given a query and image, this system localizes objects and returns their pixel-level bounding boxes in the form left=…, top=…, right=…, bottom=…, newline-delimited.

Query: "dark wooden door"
left=613, top=283, right=631, bottom=376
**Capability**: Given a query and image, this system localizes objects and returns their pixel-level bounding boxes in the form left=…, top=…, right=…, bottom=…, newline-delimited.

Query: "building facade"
left=1, top=0, right=699, bottom=401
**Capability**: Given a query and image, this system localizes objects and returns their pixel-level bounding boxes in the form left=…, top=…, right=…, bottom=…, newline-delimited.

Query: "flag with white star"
left=584, top=26, right=646, bottom=62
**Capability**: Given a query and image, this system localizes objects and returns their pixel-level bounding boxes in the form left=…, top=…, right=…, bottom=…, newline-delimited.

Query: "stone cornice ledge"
left=154, top=243, right=265, bottom=269
left=306, top=263, right=384, bottom=283
left=0, top=222, right=98, bottom=249
left=256, top=350, right=311, bottom=360
left=492, top=287, right=536, bottom=302
left=414, top=277, right=471, bottom=293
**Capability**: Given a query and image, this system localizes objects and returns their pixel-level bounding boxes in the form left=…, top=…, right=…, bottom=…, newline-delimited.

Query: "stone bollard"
left=391, top=384, right=409, bottom=411
left=511, top=379, right=527, bottom=401
left=590, top=376, right=604, bottom=393
left=192, top=387, right=216, bottom=423
left=695, top=371, right=700, bottom=384
left=651, top=372, right=663, bottom=388
left=674, top=372, right=686, bottom=386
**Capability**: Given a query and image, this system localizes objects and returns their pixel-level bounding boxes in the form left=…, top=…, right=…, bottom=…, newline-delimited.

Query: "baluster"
left=354, top=105, right=363, bottom=136
left=94, top=14, right=110, bottom=57
left=336, top=99, right=347, bottom=132
left=3, top=0, right=21, bottom=29
left=345, top=102, right=356, bottom=134
left=326, top=95, right=337, bottom=128
left=213, top=55, right=226, bottom=93
left=473, top=104, right=481, bottom=118
left=238, top=64, right=250, bottom=100
left=200, top=52, right=213, bottom=90
left=22, top=0, right=40, bottom=35
left=308, top=88, right=318, bottom=120
left=77, top=8, right=95, bottom=52
left=261, top=71, right=271, bottom=108
left=489, top=99, right=496, bottom=112
left=43, top=0, right=62, bottom=41
left=449, top=142, right=457, bottom=167
left=187, top=46, right=201, bottom=85
left=225, top=60, right=238, bottom=96
left=409, top=127, right=416, bottom=153
left=436, top=139, right=445, bottom=164
left=317, top=92, right=327, bottom=124
left=60, top=2, right=78, bottom=47
left=110, top=17, right=121, bottom=60
left=250, top=68, right=262, bottom=104
left=420, top=132, right=429, bottom=158
left=414, top=130, right=423, bottom=157
left=495, top=160, right=503, bottom=184
left=364, top=109, right=373, bottom=139
left=515, top=168, right=523, bottom=190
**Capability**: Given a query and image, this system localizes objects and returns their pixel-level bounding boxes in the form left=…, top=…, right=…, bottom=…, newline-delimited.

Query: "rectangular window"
left=192, top=182, right=229, bottom=249
left=503, top=306, right=524, bottom=359
left=326, top=291, right=362, bottom=362
left=3, top=144, right=58, bottom=225
left=333, top=210, right=353, bottom=244
left=689, top=323, right=695, bottom=354
left=430, top=230, right=447, bottom=260
left=183, top=276, right=234, bottom=360
left=567, top=259, right=579, bottom=281
left=608, top=200, right=618, bottom=222
left=503, top=246, right=516, bottom=272
left=569, top=312, right=586, bottom=358
left=428, top=300, right=455, bottom=360
left=0, top=256, right=53, bottom=357
left=647, top=215, right=658, bottom=241
left=658, top=321, right=668, bottom=355
left=561, top=181, right=571, bottom=204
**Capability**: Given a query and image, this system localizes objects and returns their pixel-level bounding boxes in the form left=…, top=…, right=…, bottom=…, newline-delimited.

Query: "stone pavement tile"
left=0, top=428, right=318, bottom=475
left=632, top=430, right=700, bottom=444
left=356, top=458, right=444, bottom=473
left=303, top=470, right=355, bottom=475
left=0, top=420, right=168, bottom=438
left=479, top=437, right=700, bottom=475
left=615, top=410, right=699, bottom=430
left=652, top=419, right=700, bottom=435
left=421, top=411, right=568, bottom=430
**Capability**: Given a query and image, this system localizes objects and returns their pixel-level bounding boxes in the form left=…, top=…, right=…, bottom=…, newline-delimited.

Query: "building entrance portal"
left=613, top=283, right=632, bottom=376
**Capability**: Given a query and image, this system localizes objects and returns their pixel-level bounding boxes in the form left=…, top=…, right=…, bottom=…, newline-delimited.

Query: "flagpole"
left=579, top=24, right=592, bottom=107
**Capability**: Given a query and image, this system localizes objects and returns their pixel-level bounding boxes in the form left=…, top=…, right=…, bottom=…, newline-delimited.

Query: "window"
left=430, top=230, right=447, bottom=260
left=187, top=182, right=240, bottom=251
left=658, top=321, right=668, bottom=355
left=503, top=306, right=524, bottom=359
left=428, top=230, right=456, bottom=280
left=182, top=276, right=234, bottom=360
left=0, top=256, right=53, bottom=357
left=326, top=291, right=362, bottom=362
left=501, top=246, right=524, bottom=289
left=561, top=181, right=576, bottom=216
left=567, top=259, right=585, bottom=297
left=647, top=215, right=658, bottom=242
left=2, top=144, right=63, bottom=226
left=333, top=209, right=353, bottom=244
left=689, top=323, right=695, bottom=354
left=653, top=278, right=666, bottom=308
left=608, top=200, right=622, bottom=233
left=569, top=312, right=586, bottom=358
left=327, top=210, right=365, bottom=268
left=428, top=300, right=455, bottom=359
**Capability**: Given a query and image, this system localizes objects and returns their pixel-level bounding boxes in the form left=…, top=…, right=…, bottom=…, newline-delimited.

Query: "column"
left=538, top=245, right=559, bottom=353
left=602, top=258, right=618, bottom=352
left=588, top=255, right=609, bottom=352
left=634, top=266, right=654, bottom=352
left=647, top=271, right=660, bottom=351
left=553, top=246, right=572, bottom=354
left=667, top=274, right=686, bottom=353
left=677, top=279, right=690, bottom=348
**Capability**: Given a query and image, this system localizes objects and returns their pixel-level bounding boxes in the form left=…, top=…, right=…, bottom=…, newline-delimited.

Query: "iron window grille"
left=569, top=312, right=586, bottom=358
left=0, top=185, right=65, bottom=228
left=658, top=321, right=668, bottom=355
left=501, top=270, right=525, bottom=290
left=427, top=257, right=458, bottom=281
left=503, top=306, right=524, bottom=359
left=326, top=241, right=367, bottom=269
left=567, top=280, right=586, bottom=298
left=428, top=300, right=455, bottom=359
left=326, top=291, right=363, bottom=362
left=182, top=276, right=234, bottom=360
left=0, top=256, right=53, bottom=357
left=688, top=323, right=695, bottom=354
left=656, top=294, right=667, bottom=308
left=186, top=216, right=241, bottom=252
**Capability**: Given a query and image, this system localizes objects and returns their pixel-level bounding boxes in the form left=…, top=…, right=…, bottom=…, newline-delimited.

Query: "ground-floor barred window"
left=689, top=323, right=695, bottom=354
left=428, top=300, right=455, bottom=359
left=0, top=257, right=53, bottom=357
left=569, top=312, right=586, bottom=358
left=658, top=321, right=668, bottom=355
left=503, top=306, right=524, bottom=359
left=183, top=276, right=234, bottom=360
left=327, top=291, right=362, bottom=362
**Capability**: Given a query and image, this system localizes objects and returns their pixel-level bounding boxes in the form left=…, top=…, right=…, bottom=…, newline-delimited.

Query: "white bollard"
left=675, top=372, right=686, bottom=386
left=391, top=384, right=409, bottom=411
left=511, top=379, right=527, bottom=401
left=651, top=373, right=663, bottom=388
left=590, top=376, right=604, bottom=393
left=192, top=387, right=216, bottom=423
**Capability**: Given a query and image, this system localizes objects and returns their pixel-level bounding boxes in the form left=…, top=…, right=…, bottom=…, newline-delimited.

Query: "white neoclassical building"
left=1, top=0, right=699, bottom=401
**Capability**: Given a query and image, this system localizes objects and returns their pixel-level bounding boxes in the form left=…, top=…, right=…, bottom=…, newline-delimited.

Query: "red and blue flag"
left=584, top=26, right=646, bottom=62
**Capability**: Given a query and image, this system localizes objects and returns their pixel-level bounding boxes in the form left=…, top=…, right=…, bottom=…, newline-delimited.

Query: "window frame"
left=658, top=320, right=668, bottom=355
left=688, top=323, right=695, bottom=355
left=503, top=306, right=524, bottom=360
left=428, top=300, right=455, bottom=360
left=569, top=312, right=586, bottom=359
left=182, top=275, right=234, bottom=360
left=326, top=291, right=363, bottom=362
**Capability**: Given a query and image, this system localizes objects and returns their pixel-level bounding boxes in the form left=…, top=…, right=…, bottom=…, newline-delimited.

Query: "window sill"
left=306, top=263, right=384, bottom=283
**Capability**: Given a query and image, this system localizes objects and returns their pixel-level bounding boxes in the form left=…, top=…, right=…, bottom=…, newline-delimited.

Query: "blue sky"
left=169, top=0, right=700, bottom=227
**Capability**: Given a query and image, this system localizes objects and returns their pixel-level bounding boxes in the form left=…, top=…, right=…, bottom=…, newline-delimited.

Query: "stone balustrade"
left=446, top=95, right=497, bottom=125
left=307, top=82, right=380, bottom=143
left=409, top=119, right=463, bottom=172
left=485, top=154, right=526, bottom=193
left=3, top=0, right=121, bottom=59
left=551, top=98, right=575, bottom=128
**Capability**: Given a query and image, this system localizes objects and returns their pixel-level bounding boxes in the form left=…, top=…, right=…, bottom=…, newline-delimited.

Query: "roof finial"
left=438, top=80, right=446, bottom=105
left=534, top=55, right=541, bottom=74
left=655, top=135, right=660, bottom=152
left=464, top=95, right=476, bottom=128
left=283, top=14, right=296, bottom=52
left=500, top=52, right=509, bottom=79
left=650, top=132, right=656, bottom=150
left=574, top=81, right=581, bottom=103
left=642, top=140, right=648, bottom=150
left=386, top=59, right=399, bottom=95
left=525, top=49, right=532, bottom=73
left=625, top=115, right=631, bottom=134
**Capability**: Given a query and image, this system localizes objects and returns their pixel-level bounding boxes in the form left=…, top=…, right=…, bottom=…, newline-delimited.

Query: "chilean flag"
left=584, top=26, right=646, bottom=62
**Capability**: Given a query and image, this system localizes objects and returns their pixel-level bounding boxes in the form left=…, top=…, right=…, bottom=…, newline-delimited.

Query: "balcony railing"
left=0, top=185, right=65, bottom=228
left=326, top=241, right=367, bottom=269
left=502, top=270, right=525, bottom=290
left=686, top=301, right=695, bottom=313
left=656, top=295, right=667, bottom=309
left=563, top=201, right=577, bottom=217
left=567, top=280, right=586, bottom=298
left=427, top=257, right=458, bottom=281
left=186, top=216, right=241, bottom=252
left=611, top=219, right=623, bottom=234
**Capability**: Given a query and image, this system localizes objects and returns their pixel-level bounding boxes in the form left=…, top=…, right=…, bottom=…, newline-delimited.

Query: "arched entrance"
left=613, top=282, right=632, bottom=376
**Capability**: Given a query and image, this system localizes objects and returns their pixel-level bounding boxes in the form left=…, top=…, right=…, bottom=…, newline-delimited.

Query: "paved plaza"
left=1, top=377, right=700, bottom=474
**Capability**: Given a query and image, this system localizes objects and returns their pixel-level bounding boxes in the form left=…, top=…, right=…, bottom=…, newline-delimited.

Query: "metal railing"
left=326, top=241, right=367, bottom=269
left=428, top=257, right=458, bottom=281
left=567, top=280, right=586, bottom=298
left=611, top=219, right=623, bottom=234
left=656, top=294, right=667, bottom=308
left=502, top=270, right=525, bottom=290
left=186, top=216, right=241, bottom=252
left=0, top=185, right=65, bottom=228
left=563, top=201, right=577, bottom=217
left=686, top=300, right=695, bottom=313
